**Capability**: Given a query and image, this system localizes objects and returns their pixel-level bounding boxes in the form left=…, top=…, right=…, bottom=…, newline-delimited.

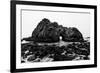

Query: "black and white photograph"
left=21, top=11, right=90, bottom=63
left=11, top=1, right=97, bottom=72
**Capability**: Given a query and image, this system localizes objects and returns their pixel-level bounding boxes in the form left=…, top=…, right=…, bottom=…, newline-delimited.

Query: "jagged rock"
left=61, top=27, right=84, bottom=42
left=32, top=18, right=60, bottom=42
left=22, top=18, right=84, bottom=42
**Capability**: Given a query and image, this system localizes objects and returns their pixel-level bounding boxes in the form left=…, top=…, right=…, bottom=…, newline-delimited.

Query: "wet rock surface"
left=21, top=40, right=90, bottom=63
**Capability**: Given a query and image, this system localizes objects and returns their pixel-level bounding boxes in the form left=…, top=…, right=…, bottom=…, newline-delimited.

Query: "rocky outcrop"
left=22, top=18, right=84, bottom=42
left=32, top=18, right=60, bottom=42
left=61, top=27, right=84, bottom=42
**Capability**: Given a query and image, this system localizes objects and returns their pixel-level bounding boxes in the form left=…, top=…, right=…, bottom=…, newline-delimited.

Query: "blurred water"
left=21, top=37, right=90, bottom=63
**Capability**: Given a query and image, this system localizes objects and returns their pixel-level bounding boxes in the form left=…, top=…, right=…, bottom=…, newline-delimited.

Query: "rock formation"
left=22, top=18, right=84, bottom=42
left=61, top=27, right=84, bottom=42
left=32, top=18, right=60, bottom=42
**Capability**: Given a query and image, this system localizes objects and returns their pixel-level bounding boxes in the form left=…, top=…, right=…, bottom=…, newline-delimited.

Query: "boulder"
left=32, top=18, right=60, bottom=42
left=61, top=27, right=84, bottom=42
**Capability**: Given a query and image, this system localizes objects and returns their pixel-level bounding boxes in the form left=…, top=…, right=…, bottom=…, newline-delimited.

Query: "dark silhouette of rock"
left=32, top=18, right=60, bottom=42
left=61, top=27, right=84, bottom=42
left=22, top=18, right=84, bottom=42
left=21, top=37, right=35, bottom=41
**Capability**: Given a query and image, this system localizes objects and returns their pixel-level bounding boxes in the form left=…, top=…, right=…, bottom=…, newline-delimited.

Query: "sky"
left=22, top=10, right=90, bottom=39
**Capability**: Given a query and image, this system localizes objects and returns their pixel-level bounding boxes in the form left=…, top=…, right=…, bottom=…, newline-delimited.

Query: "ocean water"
left=21, top=37, right=90, bottom=63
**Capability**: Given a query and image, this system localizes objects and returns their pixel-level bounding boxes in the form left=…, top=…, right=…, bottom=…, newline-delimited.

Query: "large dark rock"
left=61, top=27, right=84, bottom=42
left=22, top=18, right=84, bottom=42
left=32, top=18, right=60, bottom=42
